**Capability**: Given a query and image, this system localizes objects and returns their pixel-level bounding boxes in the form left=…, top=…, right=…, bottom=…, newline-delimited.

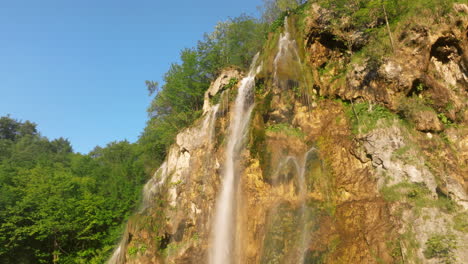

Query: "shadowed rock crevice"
left=407, top=78, right=428, bottom=96
left=306, top=30, right=348, bottom=52
left=430, top=36, right=462, bottom=64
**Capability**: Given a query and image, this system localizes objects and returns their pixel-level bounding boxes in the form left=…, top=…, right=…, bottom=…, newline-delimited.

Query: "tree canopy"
left=0, top=116, right=146, bottom=263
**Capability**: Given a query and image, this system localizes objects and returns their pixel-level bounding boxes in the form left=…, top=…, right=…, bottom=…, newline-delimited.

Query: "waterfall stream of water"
left=107, top=104, right=219, bottom=264
left=272, top=147, right=316, bottom=264
left=210, top=54, right=261, bottom=264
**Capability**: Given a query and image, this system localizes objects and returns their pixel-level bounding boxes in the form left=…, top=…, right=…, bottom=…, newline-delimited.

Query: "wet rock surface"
left=110, top=4, right=468, bottom=264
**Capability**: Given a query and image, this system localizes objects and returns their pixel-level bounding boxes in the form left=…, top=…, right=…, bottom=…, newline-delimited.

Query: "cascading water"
left=261, top=16, right=316, bottom=264
left=108, top=104, right=220, bottom=264
left=269, top=147, right=316, bottom=264
left=273, top=17, right=301, bottom=85
left=210, top=54, right=261, bottom=264
left=273, top=16, right=312, bottom=106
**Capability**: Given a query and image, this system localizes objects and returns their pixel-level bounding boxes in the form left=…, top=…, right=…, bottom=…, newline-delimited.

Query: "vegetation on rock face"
left=140, top=15, right=266, bottom=169
left=138, top=1, right=311, bottom=170
left=344, top=102, right=396, bottom=134
left=424, top=234, right=458, bottom=264
left=2, top=0, right=468, bottom=263
left=0, top=3, right=303, bottom=262
left=266, top=123, right=305, bottom=138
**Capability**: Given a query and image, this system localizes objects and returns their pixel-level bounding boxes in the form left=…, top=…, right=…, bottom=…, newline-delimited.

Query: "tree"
left=0, top=116, right=147, bottom=263
left=198, top=15, right=265, bottom=76
left=260, top=0, right=306, bottom=23
left=145, top=80, right=159, bottom=96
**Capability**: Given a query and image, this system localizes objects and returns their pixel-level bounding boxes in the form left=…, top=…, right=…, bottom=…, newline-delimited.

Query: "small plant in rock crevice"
left=423, top=234, right=457, bottom=264
left=345, top=102, right=396, bottom=134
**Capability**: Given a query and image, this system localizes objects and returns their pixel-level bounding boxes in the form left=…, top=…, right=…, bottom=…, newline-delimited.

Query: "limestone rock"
left=412, top=110, right=443, bottom=132
left=202, top=68, right=242, bottom=114
left=454, top=3, right=468, bottom=13
left=360, top=124, right=438, bottom=194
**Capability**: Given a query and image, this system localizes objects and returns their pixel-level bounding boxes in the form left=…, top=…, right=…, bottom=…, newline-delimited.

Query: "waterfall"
left=273, top=16, right=311, bottom=106
left=107, top=105, right=220, bottom=264
left=273, top=17, right=292, bottom=84
left=210, top=54, right=261, bottom=264
left=272, top=147, right=316, bottom=263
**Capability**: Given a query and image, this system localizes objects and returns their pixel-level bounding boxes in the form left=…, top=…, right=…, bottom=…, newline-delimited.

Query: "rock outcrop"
left=110, top=3, right=468, bottom=264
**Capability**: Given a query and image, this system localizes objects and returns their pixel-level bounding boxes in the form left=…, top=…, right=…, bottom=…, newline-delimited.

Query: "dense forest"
left=0, top=0, right=463, bottom=263
left=0, top=116, right=147, bottom=263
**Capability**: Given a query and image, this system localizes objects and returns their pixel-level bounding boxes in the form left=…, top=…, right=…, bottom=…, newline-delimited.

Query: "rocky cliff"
left=110, top=3, right=467, bottom=264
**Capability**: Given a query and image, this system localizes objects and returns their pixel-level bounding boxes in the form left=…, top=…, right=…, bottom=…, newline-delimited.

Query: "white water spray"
left=108, top=105, right=220, bottom=264
left=273, top=17, right=301, bottom=84
left=210, top=54, right=261, bottom=264
left=272, top=147, right=316, bottom=263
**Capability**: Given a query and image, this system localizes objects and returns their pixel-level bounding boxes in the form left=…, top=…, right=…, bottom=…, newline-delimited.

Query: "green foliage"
left=453, top=212, right=468, bottom=233
left=141, top=49, right=207, bottom=168
left=399, top=228, right=420, bottom=263
left=198, top=15, right=265, bottom=75
left=145, top=80, right=159, bottom=96
left=140, top=15, right=265, bottom=169
left=128, top=246, right=138, bottom=257
left=416, top=83, right=425, bottom=93
left=424, top=234, right=457, bottom=264
left=161, top=242, right=182, bottom=257
left=127, top=244, right=147, bottom=257
left=261, top=0, right=306, bottom=24
left=345, top=102, right=396, bottom=134
left=0, top=116, right=38, bottom=142
left=0, top=116, right=147, bottom=263
left=381, top=182, right=458, bottom=213
left=266, top=123, right=305, bottom=138
left=255, top=78, right=266, bottom=95
left=398, top=96, right=434, bottom=117
left=260, top=202, right=302, bottom=264
left=321, top=0, right=456, bottom=31
left=437, top=113, right=451, bottom=126
left=224, top=77, right=239, bottom=90
left=268, top=11, right=288, bottom=33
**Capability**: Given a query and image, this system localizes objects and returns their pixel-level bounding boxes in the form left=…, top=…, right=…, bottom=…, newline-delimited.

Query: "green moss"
left=424, top=234, right=457, bottom=264
left=224, top=77, right=239, bottom=89
left=255, top=78, right=266, bottom=95
left=400, top=228, right=421, bottom=264
left=209, top=78, right=239, bottom=105
left=398, top=96, right=435, bottom=119
left=386, top=239, right=404, bottom=263
left=380, top=182, right=458, bottom=213
left=127, top=243, right=147, bottom=258
left=210, top=92, right=222, bottom=105
left=266, top=123, right=305, bottom=138
left=128, top=246, right=138, bottom=257
left=393, top=145, right=410, bottom=159
left=345, top=102, right=396, bottom=134
left=453, top=212, right=468, bottom=233
left=303, top=233, right=340, bottom=263
left=161, top=242, right=182, bottom=258
left=260, top=202, right=305, bottom=264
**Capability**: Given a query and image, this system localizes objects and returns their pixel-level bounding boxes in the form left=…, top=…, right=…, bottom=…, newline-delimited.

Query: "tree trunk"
left=382, top=0, right=396, bottom=53
left=53, top=238, right=59, bottom=264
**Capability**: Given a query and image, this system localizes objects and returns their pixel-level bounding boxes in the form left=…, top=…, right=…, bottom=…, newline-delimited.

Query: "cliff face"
left=110, top=3, right=467, bottom=264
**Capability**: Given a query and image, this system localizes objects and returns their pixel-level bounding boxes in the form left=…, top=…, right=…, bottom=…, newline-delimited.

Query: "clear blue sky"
left=0, top=0, right=263, bottom=153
